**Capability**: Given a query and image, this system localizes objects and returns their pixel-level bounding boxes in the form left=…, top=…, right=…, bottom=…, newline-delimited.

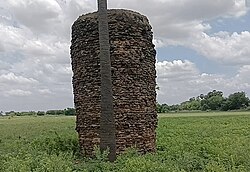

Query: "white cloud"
left=235, top=65, right=250, bottom=85
left=156, top=60, right=250, bottom=104
left=4, top=89, right=32, bottom=97
left=38, top=89, right=53, bottom=95
left=0, top=72, right=38, bottom=84
left=157, top=60, right=199, bottom=81
left=0, top=42, right=4, bottom=52
left=190, top=31, right=250, bottom=65
left=0, top=60, right=10, bottom=70
left=0, top=0, right=249, bottom=110
left=115, top=0, right=249, bottom=66
left=0, top=23, right=70, bottom=58
left=0, top=24, right=27, bottom=52
left=108, top=0, right=247, bottom=38
left=8, top=0, right=62, bottom=33
left=153, top=39, right=165, bottom=48
left=230, top=0, right=248, bottom=17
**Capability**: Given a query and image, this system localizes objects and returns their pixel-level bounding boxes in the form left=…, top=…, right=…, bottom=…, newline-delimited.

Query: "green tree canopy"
left=226, top=92, right=249, bottom=110
left=157, top=90, right=250, bottom=112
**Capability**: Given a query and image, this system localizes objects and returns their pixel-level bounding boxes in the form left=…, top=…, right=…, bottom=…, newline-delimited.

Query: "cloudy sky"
left=0, top=0, right=250, bottom=111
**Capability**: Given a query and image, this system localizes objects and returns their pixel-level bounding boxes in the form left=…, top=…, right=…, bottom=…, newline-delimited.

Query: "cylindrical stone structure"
left=70, top=9, right=157, bottom=156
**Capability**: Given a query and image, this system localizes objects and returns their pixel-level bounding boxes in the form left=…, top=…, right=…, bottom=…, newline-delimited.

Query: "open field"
left=159, top=111, right=250, bottom=118
left=1, top=112, right=250, bottom=171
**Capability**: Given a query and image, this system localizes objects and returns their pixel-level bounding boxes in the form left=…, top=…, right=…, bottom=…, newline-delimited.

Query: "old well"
left=70, top=9, right=157, bottom=156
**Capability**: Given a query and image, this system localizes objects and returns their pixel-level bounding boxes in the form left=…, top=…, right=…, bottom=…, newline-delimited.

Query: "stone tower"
left=70, top=9, right=157, bottom=156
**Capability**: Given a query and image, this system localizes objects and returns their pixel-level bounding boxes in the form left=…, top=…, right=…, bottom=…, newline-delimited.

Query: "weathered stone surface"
left=70, top=9, right=157, bottom=156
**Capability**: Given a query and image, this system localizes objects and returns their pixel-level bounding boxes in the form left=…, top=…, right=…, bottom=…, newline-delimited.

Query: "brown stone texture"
left=70, top=9, right=157, bottom=156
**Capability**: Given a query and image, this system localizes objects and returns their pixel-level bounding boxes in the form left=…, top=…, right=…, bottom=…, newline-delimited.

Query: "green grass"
left=1, top=112, right=250, bottom=171
left=159, top=111, right=250, bottom=117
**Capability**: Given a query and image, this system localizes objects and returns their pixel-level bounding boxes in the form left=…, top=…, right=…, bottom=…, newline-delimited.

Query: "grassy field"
left=1, top=112, right=250, bottom=171
left=159, top=111, right=250, bottom=118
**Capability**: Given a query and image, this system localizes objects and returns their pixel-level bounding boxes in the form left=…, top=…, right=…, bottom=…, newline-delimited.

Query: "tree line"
left=1, top=108, right=76, bottom=116
left=2, top=90, right=249, bottom=116
left=157, top=90, right=250, bottom=113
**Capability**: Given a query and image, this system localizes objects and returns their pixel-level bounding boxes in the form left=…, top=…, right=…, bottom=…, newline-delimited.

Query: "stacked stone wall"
left=70, top=9, right=157, bottom=156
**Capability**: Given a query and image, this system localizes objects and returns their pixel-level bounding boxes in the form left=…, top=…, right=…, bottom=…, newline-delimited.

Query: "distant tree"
left=6, top=111, right=16, bottom=116
left=157, top=103, right=169, bottom=113
left=46, top=110, right=56, bottom=115
left=180, top=101, right=190, bottom=110
left=189, top=100, right=201, bottom=110
left=227, top=92, right=249, bottom=110
left=158, top=90, right=250, bottom=112
left=220, top=98, right=230, bottom=111
left=199, top=94, right=205, bottom=100
left=169, top=104, right=180, bottom=112
left=201, top=103, right=210, bottom=111
left=162, top=103, right=170, bottom=112
left=189, top=97, right=195, bottom=102
left=206, top=90, right=223, bottom=99
left=18, top=111, right=36, bottom=116
left=207, top=95, right=224, bottom=110
left=46, top=110, right=64, bottom=115
left=37, top=111, right=45, bottom=116
left=200, top=90, right=225, bottom=111
left=64, top=108, right=76, bottom=116
left=156, top=103, right=162, bottom=113
left=180, top=97, right=201, bottom=111
left=56, top=110, right=65, bottom=115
